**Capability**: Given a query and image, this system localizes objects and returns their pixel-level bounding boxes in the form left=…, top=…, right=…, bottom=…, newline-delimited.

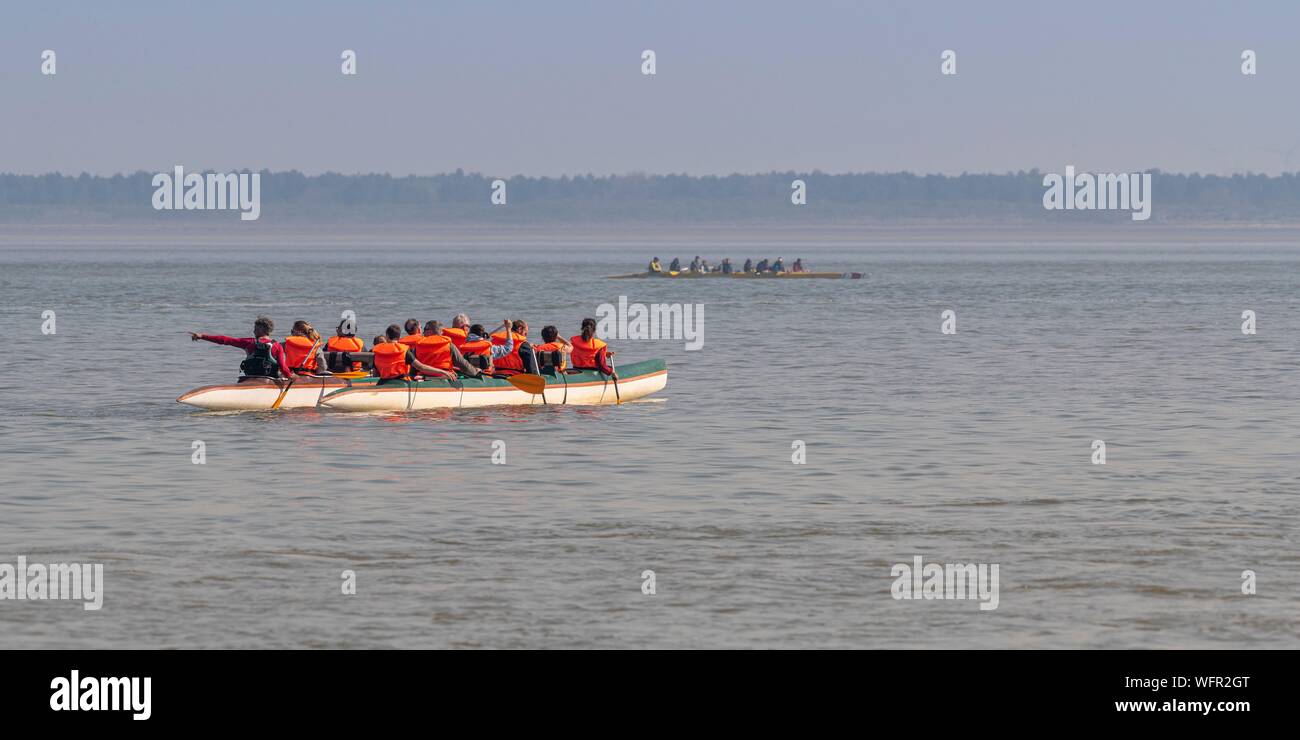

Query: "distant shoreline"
left=5, top=222, right=1300, bottom=247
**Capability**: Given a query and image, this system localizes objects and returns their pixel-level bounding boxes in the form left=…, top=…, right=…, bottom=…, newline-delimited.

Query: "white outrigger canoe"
left=177, top=374, right=380, bottom=411
left=177, top=359, right=667, bottom=412
left=320, top=359, right=667, bottom=411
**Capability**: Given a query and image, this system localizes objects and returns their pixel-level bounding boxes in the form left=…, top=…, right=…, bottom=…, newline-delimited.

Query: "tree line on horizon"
left=4, top=169, right=1300, bottom=207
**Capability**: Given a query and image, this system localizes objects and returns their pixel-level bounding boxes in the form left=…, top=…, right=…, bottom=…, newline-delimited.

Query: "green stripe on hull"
left=321, top=358, right=665, bottom=398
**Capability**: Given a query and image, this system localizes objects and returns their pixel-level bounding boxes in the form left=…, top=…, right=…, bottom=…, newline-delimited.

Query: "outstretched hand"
left=189, top=332, right=202, bottom=342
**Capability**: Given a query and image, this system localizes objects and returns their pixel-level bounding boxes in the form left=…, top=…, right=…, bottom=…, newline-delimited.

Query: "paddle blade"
left=271, top=383, right=292, bottom=409
left=506, top=373, right=547, bottom=395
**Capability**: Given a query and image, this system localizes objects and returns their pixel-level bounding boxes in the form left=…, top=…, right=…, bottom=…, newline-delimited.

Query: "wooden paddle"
left=506, top=372, right=546, bottom=396
left=607, top=352, right=621, bottom=404
left=498, top=339, right=548, bottom=399
left=272, top=336, right=321, bottom=408
left=530, top=345, right=547, bottom=404
left=271, top=376, right=295, bottom=409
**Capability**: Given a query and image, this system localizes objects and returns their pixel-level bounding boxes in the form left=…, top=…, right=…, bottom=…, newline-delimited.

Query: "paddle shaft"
left=271, top=376, right=295, bottom=409
left=608, top=352, right=620, bottom=404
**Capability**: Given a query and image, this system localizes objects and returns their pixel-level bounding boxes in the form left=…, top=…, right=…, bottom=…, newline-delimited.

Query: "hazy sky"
left=4, top=1, right=1299, bottom=176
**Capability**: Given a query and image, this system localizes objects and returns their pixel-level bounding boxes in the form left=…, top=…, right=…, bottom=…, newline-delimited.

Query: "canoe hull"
left=320, top=359, right=667, bottom=411
left=608, top=271, right=862, bottom=279
left=177, top=376, right=378, bottom=411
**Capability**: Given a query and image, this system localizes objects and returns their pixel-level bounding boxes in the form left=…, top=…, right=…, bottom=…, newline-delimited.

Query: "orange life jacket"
left=414, top=334, right=454, bottom=371
left=372, top=341, right=412, bottom=380
left=326, top=335, right=364, bottom=352
left=443, top=326, right=468, bottom=348
left=533, top=341, right=567, bottom=370
left=491, top=330, right=527, bottom=372
left=282, top=335, right=320, bottom=371
left=398, top=334, right=422, bottom=347
left=569, top=335, right=607, bottom=369
left=459, top=338, right=493, bottom=371
left=326, top=335, right=365, bottom=371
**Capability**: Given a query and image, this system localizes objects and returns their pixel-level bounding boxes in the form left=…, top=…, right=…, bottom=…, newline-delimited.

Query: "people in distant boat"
left=700, top=257, right=711, bottom=273
left=648, top=257, right=662, bottom=273
left=791, top=258, right=805, bottom=273
left=416, top=321, right=482, bottom=378
left=689, top=255, right=702, bottom=273
left=283, top=320, right=327, bottom=375
left=743, top=258, right=754, bottom=273
left=459, top=320, right=515, bottom=372
left=669, top=257, right=682, bottom=272
left=721, top=258, right=733, bottom=274
left=570, top=318, right=615, bottom=377
left=190, top=315, right=296, bottom=379
left=533, top=325, right=571, bottom=371
left=491, top=319, right=538, bottom=376
left=444, top=313, right=470, bottom=349
left=755, top=258, right=770, bottom=273
left=372, top=325, right=456, bottom=382
left=771, top=257, right=785, bottom=273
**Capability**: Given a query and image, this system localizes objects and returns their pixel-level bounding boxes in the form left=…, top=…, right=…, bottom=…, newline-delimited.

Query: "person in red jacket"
left=190, top=315, right=296, bottom=378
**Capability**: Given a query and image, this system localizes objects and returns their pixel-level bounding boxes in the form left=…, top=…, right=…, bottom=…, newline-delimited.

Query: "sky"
left=2, top=0, right=1298, bottom=177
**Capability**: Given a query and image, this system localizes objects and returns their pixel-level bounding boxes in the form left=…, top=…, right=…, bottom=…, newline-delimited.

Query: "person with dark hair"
left=398, top=318, right=422, bottom=347
left=371, top=324, right=456, bottom=382
left=742, top=258, right=754, bottom=273
left=491, top=319, right=539, bottom=376
left=532, top=325, right=571, bottom=370
left=721, top=258, right=733, bottom=275
left=459, top=320, right=515, bottom=373
left=190, top=315, right=295, bottom=379
left=648, top=257, right=662, bottom=273
left=669, top=257, right=681, bottom=272
left=569, top=318, right=614, bottom=376
left=414, top=320, right=482, bottom=378
left=755, top=258, right=770, bottom=273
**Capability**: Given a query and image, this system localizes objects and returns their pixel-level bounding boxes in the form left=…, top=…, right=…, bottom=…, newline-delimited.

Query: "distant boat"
left=608, top=270, right=863, bottom=280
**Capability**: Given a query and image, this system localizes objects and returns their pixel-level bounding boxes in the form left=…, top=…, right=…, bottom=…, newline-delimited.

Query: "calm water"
left=1, top=229, right=1297, bottom=648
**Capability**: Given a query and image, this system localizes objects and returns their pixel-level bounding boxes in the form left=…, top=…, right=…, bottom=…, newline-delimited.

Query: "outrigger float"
left=608, top=270, right=862, bottom=279
left=178, top=359, right=668, bottom=412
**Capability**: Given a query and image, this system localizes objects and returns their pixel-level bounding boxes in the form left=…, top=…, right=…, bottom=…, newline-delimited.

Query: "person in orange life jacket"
left=415, top=320, right=483, bottom=378
left=398, top=318, right=422, bottom=347
left=490, top=319, right=539, bottom=375
left=532, top=325, right=571, bottom=370
left=460, top=320, right=514, bottom=372
left=569, top=317, right=615, bottom=377
left=442, top=313, right=471, bottom=349
left=325, top=317, right=366, bottom=371
left=190, top=315, right=296, bottom=379
left=282, top=320, right=327, bottom=375
left=371, top=325, right=456, bottom=382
